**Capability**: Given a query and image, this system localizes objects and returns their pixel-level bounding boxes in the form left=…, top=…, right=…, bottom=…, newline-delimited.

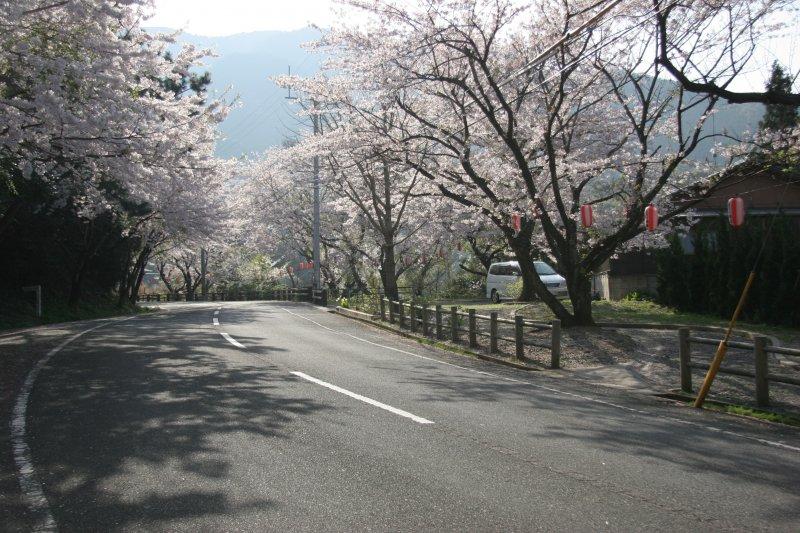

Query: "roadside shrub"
left=656, top=215, right=800, bottom=327
left=435, top=273, right=484, bottom=299
left=622, top=290, right=655, bottom=302
left=338, top=297, right=350, bottom=309
left=506, top=277, right=524, bottom=300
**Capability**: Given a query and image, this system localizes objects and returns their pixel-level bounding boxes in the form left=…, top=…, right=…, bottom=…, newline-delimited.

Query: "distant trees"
left=759, top=62, right=799, bottom=132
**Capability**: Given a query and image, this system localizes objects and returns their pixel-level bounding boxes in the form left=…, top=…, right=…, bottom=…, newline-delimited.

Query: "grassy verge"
left=663, top=394, right=800, bottom=427
left=459, top=299, right=799, bottom=340
left=0, top=297, right=154, bottom=331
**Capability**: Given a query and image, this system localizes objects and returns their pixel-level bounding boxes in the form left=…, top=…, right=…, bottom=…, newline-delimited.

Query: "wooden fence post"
left=515, top=316, right=524, bottom=360
left=398, top=301, right=405, bottom=328
left=754, top=336, right=770, bottom=407
left=450, top=306, right=459, bottom=342
left=678, top=328, right=692, bottom=393
left=435, top=305, right=443, bottom=339
left=410, top=302, right=417, bottom=333
left=422, top=305, right=430, bottom=336
left=379, top=297, right=386, bottom=321
left=389, top=299, right=396, bottom=324
left=489, top=312, right=498, bottom=354
left=550, top=319, right=561, bottom=369
left=468, top=309, right=477, bottom=348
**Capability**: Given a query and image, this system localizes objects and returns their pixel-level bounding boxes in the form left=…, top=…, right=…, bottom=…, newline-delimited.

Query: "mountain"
left=150, top=28, right=323, bottom=159
left=153, top=28, right=765, bottom=163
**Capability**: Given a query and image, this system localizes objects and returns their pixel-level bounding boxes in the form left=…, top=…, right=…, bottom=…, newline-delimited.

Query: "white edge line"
left=279, top=307, right=800, bottom=454
left=220, top=331, right=245, bottom=349
left=291, top=371, right=433, bottom=424
left=11, top=316, right=136, bottom=532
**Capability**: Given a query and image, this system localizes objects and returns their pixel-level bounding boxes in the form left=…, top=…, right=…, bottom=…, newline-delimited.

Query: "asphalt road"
left=13, top=301, right=800, bottom=531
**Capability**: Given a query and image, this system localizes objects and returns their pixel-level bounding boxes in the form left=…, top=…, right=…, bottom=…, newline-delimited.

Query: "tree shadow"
left=26, top=313, right=329, bottom=531
left=384, top=364, right=800, bottom=524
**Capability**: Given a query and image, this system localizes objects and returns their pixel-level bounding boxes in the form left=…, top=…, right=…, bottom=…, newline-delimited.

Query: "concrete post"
left=468, top=309, right=477, bottom=348
left=490, top=312, right=498, bottom=354
left=422, top=305, right=430, bottom=336
left=515, top=316, right=524, bottom=360
left=435, top=305, right=443, bottom=339
left=754, top=336, right=770, bottom=407
left=678, top=328, right=692, bottom=393
left=450, top=306, right=459, bottom=342
left=551, top=319, right=561, bottom=369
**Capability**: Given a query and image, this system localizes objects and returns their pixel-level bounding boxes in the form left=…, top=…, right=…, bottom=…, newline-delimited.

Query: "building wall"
left=592, top=272, right=659, bottom=301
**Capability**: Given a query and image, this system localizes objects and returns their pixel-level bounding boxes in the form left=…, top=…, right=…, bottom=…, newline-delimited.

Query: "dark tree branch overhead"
left=655, top=6, right=800, bottom=106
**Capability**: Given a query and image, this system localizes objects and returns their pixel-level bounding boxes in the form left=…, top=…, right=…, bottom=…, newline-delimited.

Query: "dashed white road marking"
left=281, top=307, right=800, bottom=454
left=214, top=309, right=220, bottom=316
left=220, top=332, right=245, bottom=349
left=291, top=371, right=433, bottom=424
left=11, top=317, right=135, bottom=532
left=212, top=317, right=220, bottom=326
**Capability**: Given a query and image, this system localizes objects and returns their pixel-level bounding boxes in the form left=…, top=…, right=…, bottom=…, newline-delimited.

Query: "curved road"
left=12, top=302, right=800, bottom=531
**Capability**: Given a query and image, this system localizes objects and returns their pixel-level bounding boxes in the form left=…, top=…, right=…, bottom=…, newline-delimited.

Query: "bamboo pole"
left=693, top=271, right=756, bottom=408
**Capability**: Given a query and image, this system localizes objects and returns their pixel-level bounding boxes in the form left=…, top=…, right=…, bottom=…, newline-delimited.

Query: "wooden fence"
left=678, top=328, right=800, bottom=407
left=380, top=298, right=561, bottom=368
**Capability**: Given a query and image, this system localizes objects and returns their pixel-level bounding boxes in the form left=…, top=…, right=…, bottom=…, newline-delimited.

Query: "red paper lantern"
left=644, top=204, right=658, bottom=231
left=308, top=261, right=313, bottom=269
left=728, top=196, right=745, bottom=228
left=580, top=204, right=593, bottom=228
left=511, top=213, right=521, bottom=232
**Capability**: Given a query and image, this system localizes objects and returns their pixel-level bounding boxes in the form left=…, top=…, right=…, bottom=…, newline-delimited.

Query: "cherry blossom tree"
left=307, top=0, right=792, bottom=326
left=0, top=0, right=233, bottom=306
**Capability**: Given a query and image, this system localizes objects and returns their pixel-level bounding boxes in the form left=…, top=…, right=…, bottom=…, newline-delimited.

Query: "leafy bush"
left=506, top=277, right=524, bottom=300
left=435, top=273, right=484, bottom=299
left=622, top=290, right=655, bottom=302
left=338, top=297, right=350, bottom=309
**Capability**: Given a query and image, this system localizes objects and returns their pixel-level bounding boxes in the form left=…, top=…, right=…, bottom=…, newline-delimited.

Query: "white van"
left=486, top=261, right=568, bottom=303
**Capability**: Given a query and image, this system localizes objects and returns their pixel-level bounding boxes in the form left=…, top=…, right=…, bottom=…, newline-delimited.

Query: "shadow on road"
left=25, top=307, right=328, bottom=530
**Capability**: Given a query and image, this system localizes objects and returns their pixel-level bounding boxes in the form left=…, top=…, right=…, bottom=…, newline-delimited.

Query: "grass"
left=665, top=395, right=800, bottom=427
left=0, top=296, right=154, bottom=331
left=459, top=299, right=799, bottom=339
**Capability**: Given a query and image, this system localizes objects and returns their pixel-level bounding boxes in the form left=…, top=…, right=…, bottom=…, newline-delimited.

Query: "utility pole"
left=312, top=102, right=321, bottom=290
left=286, top=67, right=321, bottom=290
left=200, top=248, right=208, bottom=300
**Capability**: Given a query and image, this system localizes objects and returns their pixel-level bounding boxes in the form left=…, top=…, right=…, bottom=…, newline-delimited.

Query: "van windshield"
left=534, top=262, right=556, bottom=275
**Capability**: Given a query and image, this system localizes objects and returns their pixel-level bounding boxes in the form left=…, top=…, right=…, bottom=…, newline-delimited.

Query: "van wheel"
left=491, top=290, right=500, bottom=303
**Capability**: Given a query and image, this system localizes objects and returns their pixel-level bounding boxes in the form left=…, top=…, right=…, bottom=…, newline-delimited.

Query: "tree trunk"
left=565, top=267, right=594, bottom=326
left=507, top=234, right=577, bottom=325
left=127, top=245, right=151, bottom=305
left=380, top=243, right=399, bottom=301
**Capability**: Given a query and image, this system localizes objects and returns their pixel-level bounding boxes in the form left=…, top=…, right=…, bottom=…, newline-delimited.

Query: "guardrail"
left=137, top=287, right=323, bottom=305
left=379, top=298, right=561, bottom=368
left=677, top=328, right=800, bottom=407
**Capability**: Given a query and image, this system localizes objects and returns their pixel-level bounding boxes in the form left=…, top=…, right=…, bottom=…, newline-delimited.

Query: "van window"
left=489, top=264, right=501, bottom=275
left=534, top=262, right=557, bottom=275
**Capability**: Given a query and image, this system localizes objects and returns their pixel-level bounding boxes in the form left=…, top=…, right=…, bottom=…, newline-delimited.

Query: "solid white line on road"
left=220, top=332, right=245, bottom=348
left=291, top=371, right=434, bottom=424
left=213, top=317, right=220, bottom=326
left=214, top=309, right=220, bottom=316
left=11, top=317, right=135, bottom=533
left=280, top=307, right=800, bottom=454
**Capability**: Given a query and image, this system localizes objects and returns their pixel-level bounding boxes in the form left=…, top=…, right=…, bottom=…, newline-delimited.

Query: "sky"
left=148, top=0, right=339, bottom=35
